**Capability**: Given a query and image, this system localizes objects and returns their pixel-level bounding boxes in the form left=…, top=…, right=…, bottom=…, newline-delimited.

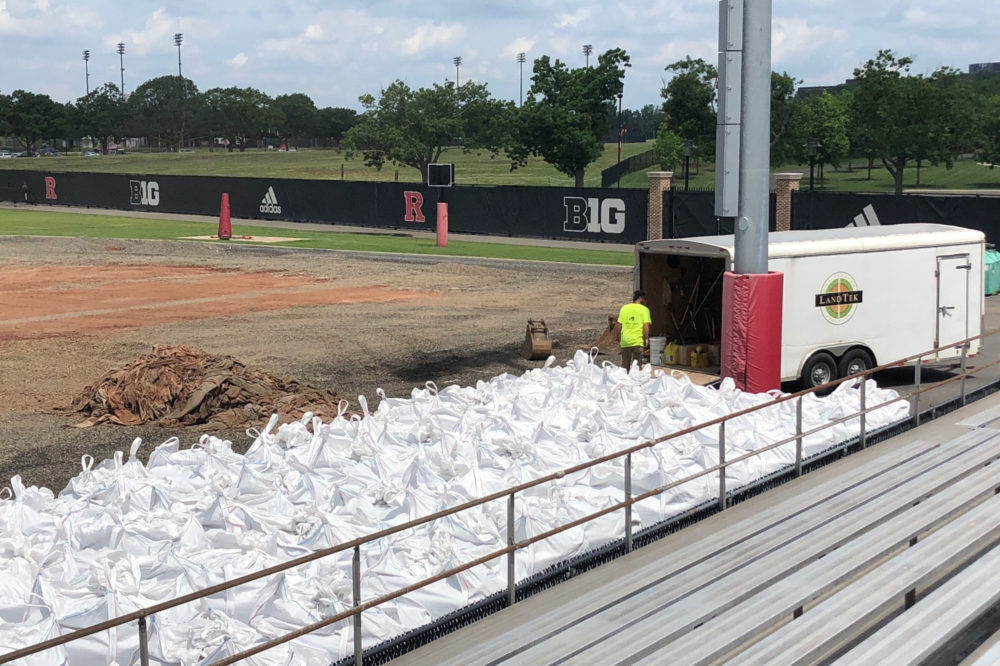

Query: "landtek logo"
left=260, top=186, right=282, bottom=214
left=129, top=180, right=159, bottom=206
left=563, top=197, right=626, bottom=234
left=815, top=273, right=863, bottom=325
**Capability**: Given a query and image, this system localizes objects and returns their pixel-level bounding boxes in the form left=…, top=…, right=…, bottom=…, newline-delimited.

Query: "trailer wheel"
left=838, top=348, right=874, bottom=379
left=801, top=352, right=837, bottom=391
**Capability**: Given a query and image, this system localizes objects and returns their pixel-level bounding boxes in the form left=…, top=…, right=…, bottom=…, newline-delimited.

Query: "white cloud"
left=504, top=37, right=535, bottom=58
left=556, top=8, right=590, bottom=29
left=303, top=24, right=323, bottom=40
left=400, top=22, right=465, bottom=56
left=772, top=18, right=847, bottom=64
left=227, top=52, right=247, bottom=67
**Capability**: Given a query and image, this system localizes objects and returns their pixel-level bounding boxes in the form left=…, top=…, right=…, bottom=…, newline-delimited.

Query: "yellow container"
left=663, top=341, right=679, bottom=365
left=690, top=348, right=709, bottom=369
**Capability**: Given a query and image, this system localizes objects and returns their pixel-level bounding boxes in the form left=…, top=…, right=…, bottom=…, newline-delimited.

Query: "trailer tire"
left=838, top=348, right=874, bottom=379
left=802, top=352, right=837, bottom=391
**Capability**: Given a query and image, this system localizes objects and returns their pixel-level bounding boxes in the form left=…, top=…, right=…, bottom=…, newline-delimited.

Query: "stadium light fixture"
left=174, top=33, right=183, bottom=77
left=517, top=52, right=526, bottom=106
left=117, top=42, right=126, bottom=98
left=583, top=44, right=593, bottom=67
left=453, top=56, right=462, bottom=92
left=82, top=50, right=90, bottom=95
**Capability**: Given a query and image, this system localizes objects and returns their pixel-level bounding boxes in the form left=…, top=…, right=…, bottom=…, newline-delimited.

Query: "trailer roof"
left=637, top=223, right=985, bottom=259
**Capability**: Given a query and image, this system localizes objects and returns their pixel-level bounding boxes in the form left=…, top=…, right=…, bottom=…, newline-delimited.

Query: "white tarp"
left=0, top=351, right=909, bottom=664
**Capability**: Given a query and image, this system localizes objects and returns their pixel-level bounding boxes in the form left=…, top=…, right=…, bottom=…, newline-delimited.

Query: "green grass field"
left=0, top=208, right=634, bottom=266
left=0, top=142, right=655, bottom=188
left=618, top=157, right=1000, bottom=192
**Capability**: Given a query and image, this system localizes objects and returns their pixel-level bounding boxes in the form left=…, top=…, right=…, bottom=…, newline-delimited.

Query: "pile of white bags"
left=0, top=351, right=909, bottom=664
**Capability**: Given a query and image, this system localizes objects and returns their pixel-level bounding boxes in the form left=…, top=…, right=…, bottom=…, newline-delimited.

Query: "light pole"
left=516, top=52, right=525, bottom=106
left=806, top=137, right=821, bottom=191
left=583, top=44, right=593, bottom=67
left=616, top=90, right=623, bottom=167
left=683, top=139, right=694, bottom=191
left=174, top=33, right=183, bottom=77
left=453, top=56, right=462, bottom=93
left=117, top=42, right=125, bottom=98
left=82, top=50, right=90, bottom=95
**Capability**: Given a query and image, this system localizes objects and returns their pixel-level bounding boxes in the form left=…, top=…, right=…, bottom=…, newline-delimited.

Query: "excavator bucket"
left=521, top=319, right=552, bottom=360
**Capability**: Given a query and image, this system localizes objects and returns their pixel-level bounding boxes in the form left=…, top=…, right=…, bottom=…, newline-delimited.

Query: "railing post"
left=138, top=616, right=149, bottom=666
left=507, top=492, right=516, bottom=607
left=625, top=453, right=633, bottom=553
left=353, top=545, right=362, bottom=666
left=859, top=377, right=867, bottom=449
left=914, top=356, right=922, bottom=427
left=795, top=397, right=803, bottom=477
left=960, top=343, right=969, bottom=406
left=718, top=421, right=727, bottom=511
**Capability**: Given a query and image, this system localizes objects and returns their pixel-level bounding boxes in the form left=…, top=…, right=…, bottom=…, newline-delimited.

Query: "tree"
left=6, top=90, right=63, bottom=152
left=850, top=50, right=969, bottom=194
left=343, top=79, right=513, bottom=183
left=789, top=92, right=850, bottom=186
left=203, top=87, right=277, bottom=152
left=654, top=123, right=684, bottom=171
left=273, top=93, right=319, bottom=147
left=77, top=83, right=127, bottom=154
left=129, top=76, right=201, bottom=150
left=513, top=48, right=631, bottom=187
left=316, top=107, right=357, bottom=146
left=770, top=71, right=801, bottom=163
left=979, top=95, right=1000, bottom=167
left=661, top=57, right=716, bottom=159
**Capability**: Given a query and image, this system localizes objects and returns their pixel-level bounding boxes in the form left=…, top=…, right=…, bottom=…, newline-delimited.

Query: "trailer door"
left=936, top=253, right=972, bottom=354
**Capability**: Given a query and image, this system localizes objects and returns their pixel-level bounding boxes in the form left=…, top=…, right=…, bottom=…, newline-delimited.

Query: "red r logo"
left=44, top=176, right=57, bottom=200
left=403, top=191, right=425, bottom=223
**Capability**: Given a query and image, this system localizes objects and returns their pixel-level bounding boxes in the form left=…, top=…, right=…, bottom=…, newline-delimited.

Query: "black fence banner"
left=0, top=170, right=648, bottom=244
left=665, top=190, right=776, bottom=238
left=792, top=191, right=1000, bottom=245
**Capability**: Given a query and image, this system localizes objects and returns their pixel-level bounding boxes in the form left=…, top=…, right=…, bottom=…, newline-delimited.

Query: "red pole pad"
left=720, top=271, right=783, bottom=393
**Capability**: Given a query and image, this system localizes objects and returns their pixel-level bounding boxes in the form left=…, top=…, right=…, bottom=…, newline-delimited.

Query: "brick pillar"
left=646, top=171, right=673, bottom=240
left=773, top=172, right=802, bottom=232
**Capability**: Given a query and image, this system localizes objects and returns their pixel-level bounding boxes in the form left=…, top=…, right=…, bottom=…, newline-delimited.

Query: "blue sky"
left=2, top=0, right=997, bottom=110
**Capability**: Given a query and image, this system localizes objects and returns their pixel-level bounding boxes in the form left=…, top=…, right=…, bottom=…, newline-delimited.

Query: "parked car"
left=0, top=150, right=12, bottom=159
left=82, top=150, right=100, bottom=157
left=15, top=151, right=37, bottom=158
left=38, top=148, right=61, bottom=157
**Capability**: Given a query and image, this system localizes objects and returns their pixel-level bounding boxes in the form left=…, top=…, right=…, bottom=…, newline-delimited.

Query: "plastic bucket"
left=649, top=337, right=667, bottom=365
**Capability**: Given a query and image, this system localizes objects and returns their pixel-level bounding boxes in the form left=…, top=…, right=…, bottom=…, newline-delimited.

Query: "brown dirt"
left=0, top=237, right=631, bottom=492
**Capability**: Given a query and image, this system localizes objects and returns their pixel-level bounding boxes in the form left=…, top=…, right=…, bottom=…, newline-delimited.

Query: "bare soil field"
left=0, top=237, right=631, bottom=492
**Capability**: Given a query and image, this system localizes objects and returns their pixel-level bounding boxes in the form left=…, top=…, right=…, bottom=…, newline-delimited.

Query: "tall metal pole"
left=517, top=52, right=525, bottom=106
left=583, top=44, right=593, bottom=67
left=733, top=0, right=771, bottom=275
left=174, top=33, right=183, bottom=77
left=453, top=56, right=462, bottom=93
left=617, top=91, right=623, bottom=167
left=82, top=50, right=90, bottom=95
left=117, top=42, right=126, bottom=98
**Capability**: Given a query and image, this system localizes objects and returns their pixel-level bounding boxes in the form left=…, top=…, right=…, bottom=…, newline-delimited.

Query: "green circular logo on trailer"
left=817, top=273, right=862, bottom=325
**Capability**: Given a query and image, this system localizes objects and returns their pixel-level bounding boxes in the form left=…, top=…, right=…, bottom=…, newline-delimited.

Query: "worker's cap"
left=633, top=289, right=646, bottom=301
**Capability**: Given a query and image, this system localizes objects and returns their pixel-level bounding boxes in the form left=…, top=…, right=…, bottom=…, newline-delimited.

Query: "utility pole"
left=174, top=33, right=183, bottom=77
left=517, top=52, right=526, bottom=106
left=82, top=50, right=90, bottom=95
left=117, top=42, right=126, bottom=98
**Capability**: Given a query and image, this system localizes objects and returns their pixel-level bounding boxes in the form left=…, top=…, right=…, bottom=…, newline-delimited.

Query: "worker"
left=615, top=289, right=651, bottom=369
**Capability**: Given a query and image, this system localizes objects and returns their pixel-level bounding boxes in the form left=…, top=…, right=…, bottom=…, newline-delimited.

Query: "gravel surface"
left=0, top=236, right=632, bottom=492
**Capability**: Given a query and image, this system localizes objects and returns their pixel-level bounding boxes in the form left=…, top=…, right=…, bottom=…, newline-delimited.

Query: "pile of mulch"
left=67, top=345, right=348, bottom=430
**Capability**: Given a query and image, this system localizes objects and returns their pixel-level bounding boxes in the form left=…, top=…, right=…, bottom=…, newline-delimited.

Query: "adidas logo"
left=848, top=204, right=880, bottom=227
left=259, top=186, right=282, bottom=214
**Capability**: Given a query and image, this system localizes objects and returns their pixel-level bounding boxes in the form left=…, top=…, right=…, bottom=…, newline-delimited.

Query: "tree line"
left=655, top=49, right=1000, bottom=194
left=4, top=47, right=998, bottom=191
left=0, top=77, right=359, bottom=156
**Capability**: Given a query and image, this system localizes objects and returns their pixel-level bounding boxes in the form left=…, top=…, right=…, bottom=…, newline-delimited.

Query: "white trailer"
left=636, top=223, right=985, bottom=388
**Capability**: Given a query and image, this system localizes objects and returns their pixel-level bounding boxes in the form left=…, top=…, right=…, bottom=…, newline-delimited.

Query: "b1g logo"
left=815, top=272, right=863, bottom=324
left=129, top=180, right=159, bottom=206
left=563, top=197, right=626, bottom=234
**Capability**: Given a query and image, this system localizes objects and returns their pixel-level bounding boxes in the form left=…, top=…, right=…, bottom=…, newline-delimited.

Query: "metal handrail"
left=2, top=328, right=997, bottom=665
